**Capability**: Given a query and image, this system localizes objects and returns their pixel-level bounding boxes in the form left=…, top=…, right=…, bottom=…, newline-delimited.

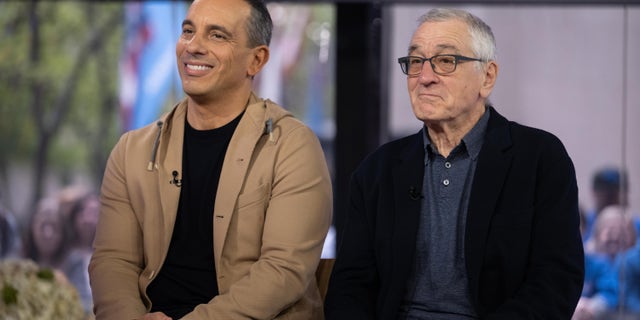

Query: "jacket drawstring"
left=147, top=121, right=163, bottom=171
left=265, top=118, right=274, bottom=142
left=263, top=101, right=274, bottom=142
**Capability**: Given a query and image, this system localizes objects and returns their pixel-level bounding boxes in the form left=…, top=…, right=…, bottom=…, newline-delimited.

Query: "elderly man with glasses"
left=325, top=8, right=584, bottom=320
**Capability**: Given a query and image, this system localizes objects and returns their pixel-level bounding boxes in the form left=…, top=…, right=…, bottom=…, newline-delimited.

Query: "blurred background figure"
left=22, top=196, right=70, bottom=269
left=583, top=167, right=640, bottom=243
left=575, top=205, right=637, bottom=319
left=585, top=205, right=637, bottom=260
left=573, top=253, right=617, bottom=320
left=65, top=191, right=99, bottom=251
left=617, top=244, right=640, bottom=314
left=0, top=202, right=21, bottom=259
left=62, top=190, right=100, bottom=314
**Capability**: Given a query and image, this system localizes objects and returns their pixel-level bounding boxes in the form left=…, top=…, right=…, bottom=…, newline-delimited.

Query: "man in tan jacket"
left=88, top=0, right=332, bottom=319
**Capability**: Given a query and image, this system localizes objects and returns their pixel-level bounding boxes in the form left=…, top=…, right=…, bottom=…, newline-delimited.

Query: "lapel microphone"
left=171, top=170, right=182, bottom=187
left=409, top=186, right=423, bottom=200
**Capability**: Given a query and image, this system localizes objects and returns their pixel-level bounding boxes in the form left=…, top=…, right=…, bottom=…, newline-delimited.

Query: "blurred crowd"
left=574, top=167, right=640, bottom=320
left=0, top=186, right=98, bottom=316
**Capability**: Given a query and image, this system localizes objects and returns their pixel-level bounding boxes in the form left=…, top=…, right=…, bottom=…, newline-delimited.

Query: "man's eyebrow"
left=181, top=19, right=233, bottom=38
left=407, top=44, right=419, bottom=53
left=407, top=43, right=461, bottom=54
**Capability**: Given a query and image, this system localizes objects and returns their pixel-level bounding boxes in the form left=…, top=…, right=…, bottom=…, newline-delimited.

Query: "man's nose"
left=186, top=35, right=206, bottom=54
left=418, top=61, right=439, bottom=83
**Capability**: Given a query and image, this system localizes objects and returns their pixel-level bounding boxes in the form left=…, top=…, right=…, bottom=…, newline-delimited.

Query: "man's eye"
left=409, top=58, right=423, bottom=65
left=211, top=33, right=227, bottom=40
left=437, top=56, right=455, bottom=64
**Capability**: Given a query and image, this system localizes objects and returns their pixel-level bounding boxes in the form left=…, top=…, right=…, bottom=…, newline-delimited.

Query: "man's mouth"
left=186, top=64, right=212, bottom=71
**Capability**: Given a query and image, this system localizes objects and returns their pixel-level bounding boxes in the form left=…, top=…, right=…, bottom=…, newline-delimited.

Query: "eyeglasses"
left=397, top=54, right=484, bottom=76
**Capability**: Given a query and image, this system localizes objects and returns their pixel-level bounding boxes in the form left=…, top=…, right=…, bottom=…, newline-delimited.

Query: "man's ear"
left=247, top=45, right=270, bottom=78
left=480, top=60, right=498, bottom=99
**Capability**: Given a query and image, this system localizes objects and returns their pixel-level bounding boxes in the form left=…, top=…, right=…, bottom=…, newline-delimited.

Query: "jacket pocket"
left=232, top=184, right=269, bottom=255
left=237, top=183, right=269, bottom=209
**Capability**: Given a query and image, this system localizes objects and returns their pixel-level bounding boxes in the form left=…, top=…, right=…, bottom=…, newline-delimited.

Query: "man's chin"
left=183, top=88, right=213, bottom=100
left=413, top=106, right=442, bottom=120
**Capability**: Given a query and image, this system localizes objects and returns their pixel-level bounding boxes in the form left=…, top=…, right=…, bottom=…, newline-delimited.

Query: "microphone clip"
left=409, top=186, right=423, bottom=200
left=171, top=170, right=182, bottom=187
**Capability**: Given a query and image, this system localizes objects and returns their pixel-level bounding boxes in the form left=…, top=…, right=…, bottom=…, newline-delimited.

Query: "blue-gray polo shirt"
left=399, top=107, right=489, bottom=320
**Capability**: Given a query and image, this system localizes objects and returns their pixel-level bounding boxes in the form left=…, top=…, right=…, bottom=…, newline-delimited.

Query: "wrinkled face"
left=32, top=205, right=63, bottom=258
left=176, top=0, right=256, bottom=100
left=405, top=20, right=494, bottom=126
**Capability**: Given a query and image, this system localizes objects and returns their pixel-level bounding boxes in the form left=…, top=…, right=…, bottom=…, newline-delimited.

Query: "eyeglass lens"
left=403, top=55, right=457, bottom=75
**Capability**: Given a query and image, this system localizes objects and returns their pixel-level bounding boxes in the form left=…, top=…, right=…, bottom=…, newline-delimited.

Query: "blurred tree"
left=0, top=1, right=123, bottom=217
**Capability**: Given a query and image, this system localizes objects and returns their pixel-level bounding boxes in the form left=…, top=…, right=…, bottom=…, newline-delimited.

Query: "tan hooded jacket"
left=89, top=93, right=332, bottom=319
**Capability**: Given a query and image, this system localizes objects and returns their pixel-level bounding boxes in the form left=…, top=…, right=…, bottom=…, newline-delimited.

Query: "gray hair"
left=417, top=8, right=496, bottom=62
left=243, top=0, right=273, bottom=47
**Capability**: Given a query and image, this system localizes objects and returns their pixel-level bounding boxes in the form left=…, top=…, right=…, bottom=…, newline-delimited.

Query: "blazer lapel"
left=157, top=102, right=186, bottom=265
left=213, top=98, right=266, bottom=265
left=464, top=108, right=513, bottom=299
left=390, top=132, right=424, bottom=288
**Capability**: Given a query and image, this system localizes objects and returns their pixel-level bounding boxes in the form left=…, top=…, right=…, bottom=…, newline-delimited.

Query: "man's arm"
left=89, top=133, right=148, bottom=319
left=487, top=134, right=584, bottom=319
left=324, top=168, right=378, bottom=319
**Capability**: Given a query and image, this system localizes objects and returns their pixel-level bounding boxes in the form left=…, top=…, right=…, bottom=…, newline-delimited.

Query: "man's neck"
left=186, top=92, right=251, bottom=130
left=426, top=105, right=486, bottom=158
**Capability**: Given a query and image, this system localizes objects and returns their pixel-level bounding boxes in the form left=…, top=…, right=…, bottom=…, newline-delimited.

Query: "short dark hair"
left=243, top=0, right=272, bottom=47
left=593, top=167, right=628, bottom=192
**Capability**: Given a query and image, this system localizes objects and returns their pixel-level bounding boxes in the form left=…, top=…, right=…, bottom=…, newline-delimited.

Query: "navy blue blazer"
left=325, top=107, right=584, bottom=319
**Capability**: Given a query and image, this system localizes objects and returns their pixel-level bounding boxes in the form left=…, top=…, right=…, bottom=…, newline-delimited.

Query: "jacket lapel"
left=213, top=96, right=267, bottom=265
left=157, top=102, right=187, bottom=265
left=148, top=100, right=186, bottom=266
left=464, top=108, right=513, bottom=299
left=390, top=132, right=424, bottom=291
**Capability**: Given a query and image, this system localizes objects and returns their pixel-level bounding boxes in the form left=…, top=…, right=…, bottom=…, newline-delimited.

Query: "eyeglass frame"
left=397, top=54, right=486, bottom=76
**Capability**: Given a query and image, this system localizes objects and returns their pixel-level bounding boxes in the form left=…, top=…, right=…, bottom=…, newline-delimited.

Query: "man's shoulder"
left=507, top=120, right=558, bottom=140
left=488, top=108, right=555, bottom=139
left=507, top=122, right=568, bottom=156
left=119, top=100, right=184, bottom=143
left=113, top=121, right=165, bottom=155
left=246, top=98, right=306, bottom=131
left=492, top=122, right=572, bottom=170
left=355, top=132, right=422, bottom=173
left=377, top=134, right=421, bottom=154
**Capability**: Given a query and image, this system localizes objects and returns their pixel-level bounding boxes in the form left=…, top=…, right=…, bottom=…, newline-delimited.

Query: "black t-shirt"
left=147, top=113, right=242, bottom=319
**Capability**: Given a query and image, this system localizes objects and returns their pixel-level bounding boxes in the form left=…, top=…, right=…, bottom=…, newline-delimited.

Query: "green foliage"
left=0, top=2, right=34, bottom=161
left=2, top=282, right=18, bottom=305
left=0, top=1, right=124, bottom=184
left=35, top=268, right=54, bottom=281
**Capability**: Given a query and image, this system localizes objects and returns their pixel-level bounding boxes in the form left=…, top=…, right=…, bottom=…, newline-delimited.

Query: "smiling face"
left=406, top=19, right=497, bottom=129
left=176, top=0, right=266, bottom=103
